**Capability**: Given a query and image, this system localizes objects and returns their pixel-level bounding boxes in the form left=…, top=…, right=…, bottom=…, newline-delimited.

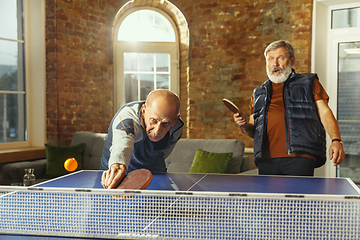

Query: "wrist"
left=240, top=122, right=247, bottom=128
left=332, top=138, right=343, bottom=145
left=111, top=163, right=126, bottom=171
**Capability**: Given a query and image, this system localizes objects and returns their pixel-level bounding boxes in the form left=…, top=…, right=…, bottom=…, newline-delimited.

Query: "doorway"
left=313, top=1, right=360, bottom=179
left=335, top=40, right=360, bottom=185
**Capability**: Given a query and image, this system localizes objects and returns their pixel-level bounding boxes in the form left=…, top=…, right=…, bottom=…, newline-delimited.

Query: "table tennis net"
left=0, top=187, right=359, bottom=239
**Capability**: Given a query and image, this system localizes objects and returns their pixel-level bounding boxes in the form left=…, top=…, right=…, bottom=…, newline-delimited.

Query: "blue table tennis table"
left=1, top=170, right=360, bottom=239
left=31, top=169, right=360, bottom=195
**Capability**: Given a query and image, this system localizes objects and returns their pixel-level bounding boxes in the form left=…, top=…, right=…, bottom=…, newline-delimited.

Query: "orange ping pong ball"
left=64, top=158, right=78, bottom=172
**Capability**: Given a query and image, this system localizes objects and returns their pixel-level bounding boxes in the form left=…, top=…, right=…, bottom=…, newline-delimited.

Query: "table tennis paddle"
left=113, top=168, right=153, bottom=200
left=222, top=98, right=243, bottom=115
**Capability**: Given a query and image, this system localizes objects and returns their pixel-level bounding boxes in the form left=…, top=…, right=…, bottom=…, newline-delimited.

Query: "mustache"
left=271, top=66, right=283, bottom=74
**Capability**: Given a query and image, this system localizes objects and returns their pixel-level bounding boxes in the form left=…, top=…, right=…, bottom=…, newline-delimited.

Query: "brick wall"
left=46, top=0, right=118, bottom=145
left=175, top=0, right=313, bottom=148
left=45, top=0, right=313, bottom=148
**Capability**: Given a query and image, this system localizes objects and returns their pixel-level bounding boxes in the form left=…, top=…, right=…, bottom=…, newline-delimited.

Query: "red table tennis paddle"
left=113, top=168, right=153, bottom=200
left=223, top=98, right=243, bottom=115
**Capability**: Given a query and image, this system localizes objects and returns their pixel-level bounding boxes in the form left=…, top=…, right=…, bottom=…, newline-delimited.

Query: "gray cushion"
left=2, top=159, right=47, bottom=184
left=165, top=139, right=245, bottom=174
left=71, top=132, right=106, bottom=170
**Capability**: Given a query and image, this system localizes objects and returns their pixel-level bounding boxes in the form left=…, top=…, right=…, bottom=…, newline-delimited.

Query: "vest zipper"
left=261, top=85, right=269, bottom=158
left=283, top=83, right=291, bottom=155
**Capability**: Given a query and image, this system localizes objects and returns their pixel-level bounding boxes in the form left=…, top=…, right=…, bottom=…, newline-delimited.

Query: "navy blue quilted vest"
left=253, top=71, right=326, bottom=168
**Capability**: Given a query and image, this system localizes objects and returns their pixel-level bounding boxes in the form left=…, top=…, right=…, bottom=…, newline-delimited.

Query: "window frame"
left=0, top=0, right=46, bottom=150
left=113, top=7, right=179, bottom=110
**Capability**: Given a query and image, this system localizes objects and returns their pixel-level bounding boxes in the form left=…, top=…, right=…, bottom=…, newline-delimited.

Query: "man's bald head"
left=141, top=89, right=180, bottom=142
left=145, top=89, right=180, bottom=118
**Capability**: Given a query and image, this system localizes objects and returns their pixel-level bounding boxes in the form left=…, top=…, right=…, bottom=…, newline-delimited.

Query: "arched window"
left=118, top=9, right=175, bottom=42
left=114, top=8, right=179, bottom=109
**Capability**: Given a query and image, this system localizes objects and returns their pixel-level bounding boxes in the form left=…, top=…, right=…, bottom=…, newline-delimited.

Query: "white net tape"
left=0, top=187, right=359, bottom=239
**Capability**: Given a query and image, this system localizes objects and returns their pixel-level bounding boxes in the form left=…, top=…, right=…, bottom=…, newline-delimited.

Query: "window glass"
left=332, top=7, right=360, bottom=29
left=0, top=41, right=24, bottom=92
left=157, top=74, right=170, bottom=89
left=0, top=93, right=25, bottom=141
left=337, top=41, right=360, bottom=185
left=139, top=53, right=154, bottom=71
left=123, top=52, right=170, bottom=102
left=0, top=0, right=26, bottom=143
left=118, top=9, right=175, bottom=42
left=124, top=53, right=138, bottom=71
left=140, top=74, right=154, bottom=100
left=156, top=53, right=169, bottom=72
left=124, top=73, right=138, bottom=103
left=0, top=0, right=20, bottom=40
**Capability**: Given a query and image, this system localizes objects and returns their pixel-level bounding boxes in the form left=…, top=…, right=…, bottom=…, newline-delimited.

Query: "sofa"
left=2, top=131, right=107, bottom=185
left=165, top=138, right=249, bottom=174
left=2, top=131, right=250, bottom=185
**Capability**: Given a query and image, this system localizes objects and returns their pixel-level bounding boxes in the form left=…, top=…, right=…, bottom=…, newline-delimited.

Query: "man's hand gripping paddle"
left=222, top=98, right=243, bottom=115
left=112, top=168, right=153, bottom=200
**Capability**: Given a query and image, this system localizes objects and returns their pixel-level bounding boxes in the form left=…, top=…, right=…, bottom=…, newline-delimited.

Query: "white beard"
left=267, top=63, right=293, bottom=84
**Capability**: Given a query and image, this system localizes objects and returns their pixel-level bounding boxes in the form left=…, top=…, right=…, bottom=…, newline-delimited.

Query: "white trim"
left=0, top=91, right=26, bottom=95
left=316, top=0, right=360, bottom=7
left=0, top=37, right=25, bottom=43
left=24, top=0, right=46, bottom=148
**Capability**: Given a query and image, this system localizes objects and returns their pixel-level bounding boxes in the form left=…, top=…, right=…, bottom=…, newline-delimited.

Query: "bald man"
left=100, top=90, right=184, bottom=189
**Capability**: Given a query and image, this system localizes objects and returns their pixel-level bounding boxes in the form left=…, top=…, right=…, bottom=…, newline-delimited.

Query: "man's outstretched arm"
left=316, top=99, right=345, bottom=166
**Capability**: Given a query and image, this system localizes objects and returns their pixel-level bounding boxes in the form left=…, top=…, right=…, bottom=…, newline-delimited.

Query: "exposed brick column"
left=45, top=0, right=59, bottom=145
left=45, top=0, right=117, bottom=145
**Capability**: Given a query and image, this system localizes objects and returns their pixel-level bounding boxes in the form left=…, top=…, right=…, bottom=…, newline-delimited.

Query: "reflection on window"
left=124, top=53, right=170, bottom=103
left=332, top=7, right=360, bottom=29
left=118, top=9, right=175, bottom=42
left=337, top=42, right=360, bottom=184
left=0, top=0, right=26, bottom=143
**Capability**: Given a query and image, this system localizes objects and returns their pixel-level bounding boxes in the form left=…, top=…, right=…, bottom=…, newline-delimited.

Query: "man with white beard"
left=233, top=40, right=345, bottom=176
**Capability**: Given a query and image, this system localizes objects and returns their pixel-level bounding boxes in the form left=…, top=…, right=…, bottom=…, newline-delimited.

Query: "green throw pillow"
left=189, top=149, right=233, bottom=174
left=44, top=143, right=86, bottom=178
